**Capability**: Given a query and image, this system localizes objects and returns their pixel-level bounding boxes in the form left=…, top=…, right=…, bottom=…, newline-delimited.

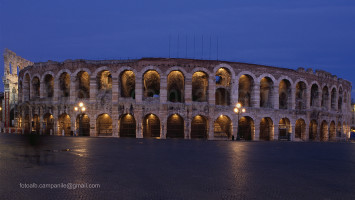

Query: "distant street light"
left=234, top=103, right=246, bottom=140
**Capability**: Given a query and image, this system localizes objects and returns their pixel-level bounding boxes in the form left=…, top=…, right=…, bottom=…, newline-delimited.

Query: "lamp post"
left=234, top=102, right=246, bottom=140
left=74, top=102, right=86, bottom=136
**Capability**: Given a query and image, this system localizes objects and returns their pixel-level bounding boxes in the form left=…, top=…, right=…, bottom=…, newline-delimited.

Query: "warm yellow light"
left=81, top=107, right=86, bottom=112
left=236, top=103, right=241, bottom=108
left=0, top=107, right=2, bottom=111
left=74, top=107, right=78, bottom=111
left=242, top=108, right=246, bottom=113
left=234, top=108, right=239, bottom=113
left=79, top=102, right=84, bottom=107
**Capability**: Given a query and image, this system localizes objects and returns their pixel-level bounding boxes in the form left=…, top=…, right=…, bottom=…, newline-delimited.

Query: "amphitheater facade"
left=3, top=49, right=352, bottom=141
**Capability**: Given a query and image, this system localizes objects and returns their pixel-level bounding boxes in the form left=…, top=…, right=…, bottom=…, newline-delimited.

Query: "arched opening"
left=119, top=114, right=136, bottom=137
left=167, top=71, right=184, bottom=102
left=238, top=116, right=254, bottom=140
left=215, top=88, right=230, bottom=106
left=321, top=86, right=329, bottom=109
left=191, top=115, right=208, bottom=139
left=143, top=70, right=160, bottom=99
left=278, top=118, right=291, bottom=140
left=143, top=114, right=160, bottom=138
left=76, top=114, right=90, bottom=136
left=320, top=121, right=328, bottom=141
left=167, top=114, right=184, bottom=138
left=10, top=108, right=15, bottom=127
left=295, top=81, right=307, bottom=110
left=97, top=70, right=112, bottom=98
left=260, top=77, right=273, bottom=108
left=260, top=117, right=273, bottom=141
left=239, top=75, right=254, bottom=107
left=329, top=121, right=336, bottom=141
left=331, top=88, right=337, bottom=110
left=192, top=71, right=208, bottom=102
left=309, top=120, right=318, bottom=140
left=214, top=115, right=231, bottom=139
left=310, top=84, right=319, bottom=107
left=120, top=70, right=135, bottom=99
left=24, top=74, right=30, bottom=101
left=96, top=114, right=112, bottom=136
left=24, top=114, right=30, bottom=134
left=215, top=68, right=231, bottom=106
left=32, top=77, right=40, bottom=99
left=32, top=114, right=40, bottom=134
left=76, top=71, right=90, bottom=99
left=44, top=74, right=54, bottom=98
left=279, top=79, right=291, bottom=109
left=59, top=72, right=70, bottom=98
left=337, top=122, right=342, bottom=137
left=295, top=119, right=306, bottom=140
left=58, top=113, right=71, bottom=136
left=43, top=113, right=54, bottom=135
left=338, top=88, right=343, bottom=111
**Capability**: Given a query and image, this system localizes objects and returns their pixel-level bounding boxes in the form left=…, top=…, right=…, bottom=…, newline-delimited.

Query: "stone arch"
left=320, top=120, right=329, bottom=141
left=24, top=73, right=31, bottom=101
left=167, top=70, right=185, bottom=103
left=238, top=74, right=254, bottom=107
left=309, top=120, right=318, bottom=140
left=76, top=114, right=90, bottom=136
left=239, top=116, right=254, bottom=141
left=279, top=118, right=291, bottom=140
left=331, top=87, right=337, bottom=110
left=119, top=114, right=136, bottom=137
left=215, top=68, right=232, bottom=106
left=260, top=117, right=273, bottom=141
left=58, top=113, right=71, bottom=136
left=321, top=86, right=329, bottom=109
left=143, top=70, right=160, bottom=99
left=143, top=114, right=160, bottom=138
left=191, top=115, right=208, bottom=139
left=43, top=74, right=54, bottom=98
left=96, top=113, right=112, bottom=136
left=192, top=71, right=209, bottom=102
left=73, top=68, right=92, bottom=77
left=310, top=83, right=320, bottom=107
left=31, top=76, right=40, bottom=99
left=43, top=113, right=54, bottom=135
left=329, top=121, right=336, bottom=141
left=295, top=118, right=306, bottom=140
left=120, top=70, right=136, bottom=99
left=191, top=67, right=212, bottom=75
left=260, top=77, right=274, bottom=108
left=279, top=79, right=292, bottom=109
left=167, top=114, right=184, bottom=138
left=295, top=81, right=307, bottom=110
left=213, top=64, right=236, bottom=78
left=214, top=115, right=232, bottom=139
left=58, top=72, right=70, bottom=98
left=164, top=66, right=188, bottom=77
left=76, top=71, right=90, bottom=99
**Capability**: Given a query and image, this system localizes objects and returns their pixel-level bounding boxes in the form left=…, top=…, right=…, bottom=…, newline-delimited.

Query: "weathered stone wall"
left=16, top=57, right=352, bottom=141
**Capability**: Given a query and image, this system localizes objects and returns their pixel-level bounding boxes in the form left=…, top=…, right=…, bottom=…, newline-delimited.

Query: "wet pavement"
left=0, top=133, right=355, bottom=200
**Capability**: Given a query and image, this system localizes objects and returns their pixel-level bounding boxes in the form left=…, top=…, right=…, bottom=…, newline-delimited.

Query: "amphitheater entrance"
left=119, top=114, right=136, bottom=137
left=329, top=121, right=336, bottom=141
left=143, top=70, right=160, bottom=99
left=76, top=114, right=90, bottom=136
left=295, top=81, right=307, bottom=110
left=238, top=74, right=254, bottom=107
left=44, top=74, right=54, bottom=98
left=191, top=115, right=208, bottom=139
left=120, top=70, right=136, bottom=99
left=96, top=114, right=112, bottom=136
left=143, top=114, right=160, bottom=138
left=309, top=120, right=318, bottom=140
left=295, top=119, right=306, bottom=140
left=238, top=116, right=254, bottom=140
left=260, top=77, right=274, bottom=108
left=214, top=115, right=231, bottom=139
left=59, top=72, right=70, bottom=98
left=58, top=113, right=71, bottom=136
left=320, top=121, right=329, bottom=141
left=167, top=114, right=184, bottom=138
left=278, top=118, right=291, bottom=140
left=215, top=68, right=231, bottom=106
left=260, top=117, right=273, bottom=141
left=279, top=80, right=291, bottom=109
left=76, top=71, right=90, bottom=99
left=167, top=71, right=184, bottom=103
left=32, top=114, right=40, bottom=134
left=192, top=71, right=208, bottom=102
left=43, top=113, right=54, bottom=135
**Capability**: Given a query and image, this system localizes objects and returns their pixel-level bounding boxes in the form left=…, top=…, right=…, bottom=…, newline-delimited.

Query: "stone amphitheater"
left=3, top=49, right=352, bottom=141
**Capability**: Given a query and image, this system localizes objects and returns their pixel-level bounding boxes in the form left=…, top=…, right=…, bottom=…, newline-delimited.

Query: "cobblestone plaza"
left=0, top=134, right=354, bottom=199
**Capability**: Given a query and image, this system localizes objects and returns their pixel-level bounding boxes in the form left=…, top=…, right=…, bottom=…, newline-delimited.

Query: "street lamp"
left=74, top=102, right=86, bottom=136
left=234, top=102, right=246, bottom=140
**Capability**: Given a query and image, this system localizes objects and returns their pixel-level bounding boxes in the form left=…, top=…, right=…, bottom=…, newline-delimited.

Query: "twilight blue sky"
left=1, top=0, right=354, bottom=97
